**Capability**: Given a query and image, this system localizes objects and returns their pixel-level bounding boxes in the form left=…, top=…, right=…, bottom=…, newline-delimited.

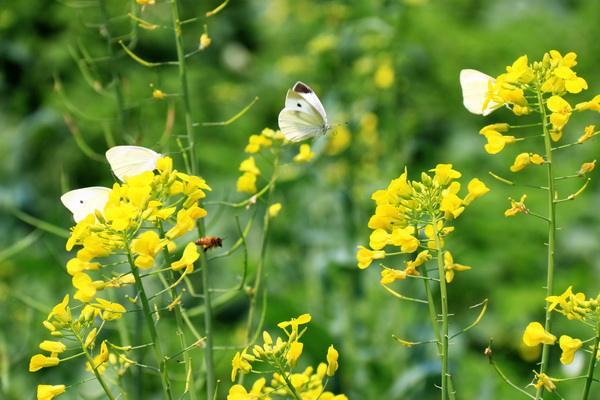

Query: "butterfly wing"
left=278, top=108, right=326, bottom=142
left=459, top=69, right=501, bottom=116
left=105, top=146, right=162, bottom=181
left=278, top=82, right=328, bottom=142
left=60, top=186, right=111, bottom=222
left=287, top=82, right=328, bottom=125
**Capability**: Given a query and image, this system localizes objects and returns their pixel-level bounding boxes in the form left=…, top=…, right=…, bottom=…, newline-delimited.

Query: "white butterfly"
left=60, top=186, right=111, bottom=222
left=278, top=81, right=330, bottom=142
left=459, top=69, right=503, bottom=116
left=105, top=145, right=162, bottom=182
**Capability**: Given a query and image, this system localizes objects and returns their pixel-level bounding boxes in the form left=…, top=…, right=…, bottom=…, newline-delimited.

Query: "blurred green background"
left=1, top=0, right=599, bottom=398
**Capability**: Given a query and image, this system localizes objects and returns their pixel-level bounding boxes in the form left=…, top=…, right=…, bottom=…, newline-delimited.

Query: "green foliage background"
left=1, top=0, right=599, bottom=398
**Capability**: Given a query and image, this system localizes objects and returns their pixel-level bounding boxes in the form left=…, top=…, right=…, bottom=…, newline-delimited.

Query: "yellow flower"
left=578, top=160, right=596, bottom=176
left=504, top=194, right=527, bottom=217
left=39, top=341, right=66, bottom=354
left=546, top=286, right=572, bottom=311
left=533, top=372, right=556, bottom=392
left=268, top=203, right=282, bottom=218
left=374, top=61, right=394, bottom=89
left=440, top=182, right=464, bottom=219
left=136, top=0, right=155, bottom=4
left=37, top=384, right=66, bottom=400
left=553, top=64, right=588, bottom=94
left=231, top=348, right=253, bottom=381
left=369, top=228, right=390, bottom=250
left=239, top=156, right=261, bottom=176
left=87, top=340, right=109, bottom=373
left=84, top=328, right=97, bottom=349
left=236, top=172, right=257, bottom=194
left=430, top=164, right=461, bottom=185
left=95, top=298, right=126, bottom=321
left=277, top=313, right=312, bottom=331
left=547, top=95, right=572, bottom=139
left=294, top=144, right=315, bottom=163
left=405, top=250, right=431, bottom=269
left=479, top=127, right=516, bottom=154
left=66, top=258, right=100, bottom=276
left=131, top=231, right=167, bottom=269
left=443, top=251, right=471, bottom=283
left=575, top=94, right=600, bottom=112
left=463, top=178, right=490, bottom=205
left=152, top=89, right=166, bottom=100
left=72, top=272, right=100, bottom=303
left=29, top=354, right=60, bottom=372
left=356, top=246, right=385, bottom=269
left=559, top=335, right=582, bottom=365
left=522, top=322, right=556, bottom=346
left=326, top=345, right=339, bottom=377
left=199, top=33, right=212, bottom=50
left=244, top=134, right=272, bottom=153
left=510, top=153, right=544, bottom=172
left=286, top=341, right=304, bottom=367
left=577, top=125, right=596, bottom=143
left=380, top=268, right=407, bottom=284
left=47, top=295, right=71, bottom=324
left=227, top=379, right=265, bottom=400
left=325, top=125, right=351, bottom=155
left=171, top=242, right=199, bottom=272
left=166, top=205, right=207, bottom=239
left=390, top=227, right=419, bottom=253
left=504, top=55, right=534, bottom=84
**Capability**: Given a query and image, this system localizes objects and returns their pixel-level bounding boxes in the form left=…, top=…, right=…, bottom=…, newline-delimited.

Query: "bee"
left=195, top=236, right=223, bottom=252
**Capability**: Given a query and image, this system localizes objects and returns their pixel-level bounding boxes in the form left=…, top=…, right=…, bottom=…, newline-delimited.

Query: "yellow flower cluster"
left=356, top=165, right=489, bottom=284
left=32, top=154, right=211, bottom=398
left=237, top=128, right=285, bottom=194
left=228, top=314, right=346, bottom=400
left=521, top=286, right=600, bottom=391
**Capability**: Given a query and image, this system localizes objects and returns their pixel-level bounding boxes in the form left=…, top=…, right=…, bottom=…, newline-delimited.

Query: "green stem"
left=421, top=264, right=456, bottom=400
left=432, top=215, right=449, bottom=400
left=581, top=323, right=600, bottom=400
left=170, top=0, right=196, bottom=174
left=243, top=152, right=280, bottom=346
left=535, top=84, right=557, bottom=400
left=126, top=249, right=174, bottom=400
left=98, top=0, right=126, bottom=141
left=74, top=330, right=116, bottom=400
left=196, top=220, right=216, bottom=398
left=158, top=223, right=197, bottom=400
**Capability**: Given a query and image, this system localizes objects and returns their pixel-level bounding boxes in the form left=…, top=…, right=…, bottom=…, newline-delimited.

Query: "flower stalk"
left=432, top=216, right=450, bottom=400
left=534, top=82, right=558, bottom=400
left=126, top=248, right=174, bottom=400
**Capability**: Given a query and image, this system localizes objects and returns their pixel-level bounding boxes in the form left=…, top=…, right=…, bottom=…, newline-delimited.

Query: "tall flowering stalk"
left=356, top=164, right=490, bottom=399
left=462, top=50, right=599, bottom=398
left=29, top=156, right=210, bottom=399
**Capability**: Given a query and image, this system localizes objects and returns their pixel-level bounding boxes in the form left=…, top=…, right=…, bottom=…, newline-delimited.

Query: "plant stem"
left=170, top=0, right=196, bottom=174
left=535, top=84, right=557, bottom=400
left=74, top=330, right=116, bottom=400
left=243, top=152, right=280, bottom=346
left=431, top=215, right=450, bottom=400
left=421, top=262, right=456, bottom=400
left=98, top=0, right=126, bottom=141
left=126, top=249, right=174, bottom=400
left=581, top=322, right=600, bottom=400
left=159, top=223, right=197, bottom=400
left=196, top=221, right=216, bottom=398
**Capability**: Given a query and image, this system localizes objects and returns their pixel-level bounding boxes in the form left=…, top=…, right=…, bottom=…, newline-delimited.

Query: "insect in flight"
left=195, top=236, right=224, bottom=252
left=278, top=81, right=331, bottom=142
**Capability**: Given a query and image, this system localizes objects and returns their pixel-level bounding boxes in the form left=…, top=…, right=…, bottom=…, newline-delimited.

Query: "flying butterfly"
left=459, top=69, right=503, bottom=116
left=60, top=186, right=111, bottom=222
left=105, top=145, right=163, bottom=182
left=278, top=81, right=330, bottom=142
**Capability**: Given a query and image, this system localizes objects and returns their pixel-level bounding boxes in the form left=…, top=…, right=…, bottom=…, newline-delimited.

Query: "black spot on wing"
left=293, top=82, right=312, bottom=94
left=297, top=103, right=302, bottom=107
